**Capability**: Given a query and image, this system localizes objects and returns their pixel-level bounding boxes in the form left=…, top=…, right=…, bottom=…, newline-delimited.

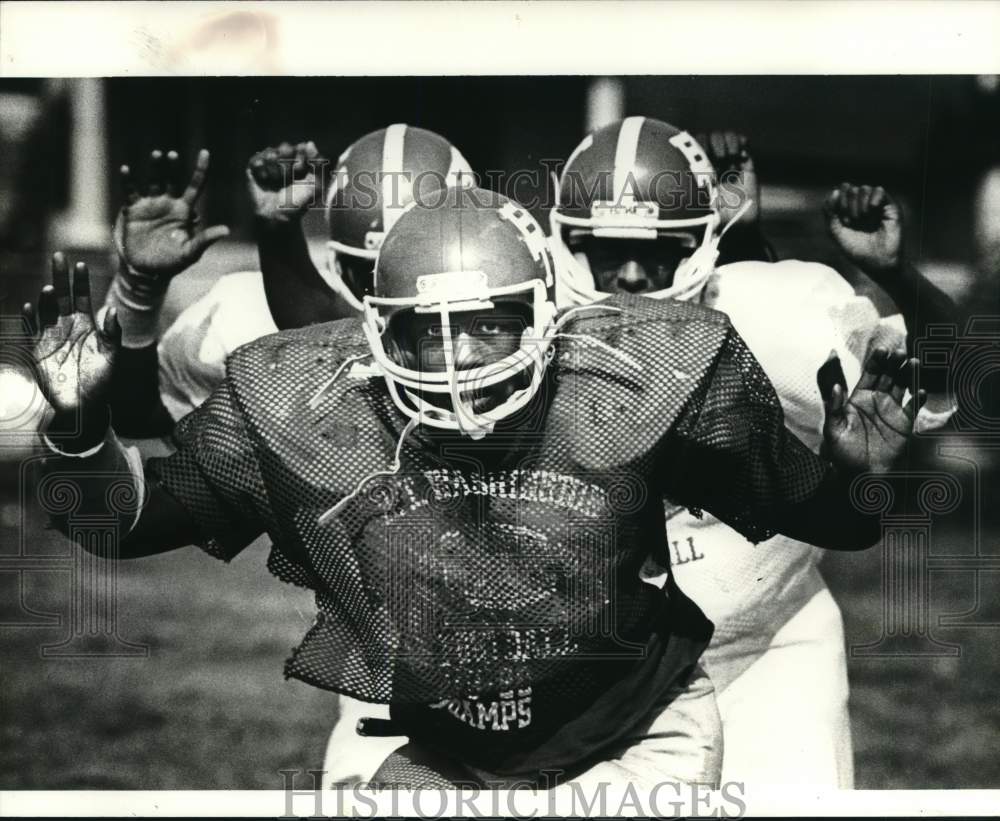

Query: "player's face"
left=573, top=233, right=697, bottom=295
left=392, top=303, right=533, bottom=414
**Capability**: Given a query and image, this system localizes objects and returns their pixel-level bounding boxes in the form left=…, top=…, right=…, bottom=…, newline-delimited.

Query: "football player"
left=27, top=185, right=924, bottom=790
left=103, top=125, right=472, bottom=785
left=106, top=125, right=472, bottom=433
left=549, top=116, right=956, bottom=787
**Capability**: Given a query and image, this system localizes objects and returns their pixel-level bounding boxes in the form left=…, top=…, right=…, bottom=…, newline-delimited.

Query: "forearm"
left=876, top=260, right=957, bottom=343
left=108, top=344, right=176, bottom=438
left=40, top=419, right=197, bottom=557
left=257, top=218, right=344, bottom=329
left=767, top=466, right=881, bottom=551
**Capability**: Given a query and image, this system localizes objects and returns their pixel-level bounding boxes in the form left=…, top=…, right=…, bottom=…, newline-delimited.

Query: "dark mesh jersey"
left=146, top=293, right=830, bottom=771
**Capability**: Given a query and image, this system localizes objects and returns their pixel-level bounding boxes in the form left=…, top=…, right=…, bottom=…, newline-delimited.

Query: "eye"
left=477, top=322, right=503, bottom=335
left=427, top=325, right=444, bottom=338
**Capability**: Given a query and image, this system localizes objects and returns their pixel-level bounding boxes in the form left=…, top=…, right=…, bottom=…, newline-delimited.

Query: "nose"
left=615, top=260, right=651, bottom=294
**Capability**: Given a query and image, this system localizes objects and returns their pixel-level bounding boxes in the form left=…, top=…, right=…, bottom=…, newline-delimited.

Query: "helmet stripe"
left=382, top=123, right=409, bottom=234
left=613, top=116, right=644, bottom=202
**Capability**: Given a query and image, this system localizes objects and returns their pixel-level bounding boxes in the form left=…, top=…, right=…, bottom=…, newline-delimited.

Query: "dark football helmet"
left=324, top=124, right=473, bottom=310
left=550, top=116, right=722, bottom=307
left=362, top=187, right=557, bottom=438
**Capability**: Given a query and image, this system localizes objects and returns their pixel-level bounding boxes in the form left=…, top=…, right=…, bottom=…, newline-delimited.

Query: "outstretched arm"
left=667, top=329, right=922, bottom=551
left=249, top=141, right=353, bottom=328
left=824, top=183, right=958, bottom=358
left=105, top=148, right=230, bottom=437
left=26, top=254, right=199, bottom=556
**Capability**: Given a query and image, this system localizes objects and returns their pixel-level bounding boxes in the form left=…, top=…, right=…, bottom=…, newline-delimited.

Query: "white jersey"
left=158, top=271, right=278, bottom=421
left=664, top=259, right=905, bottom=691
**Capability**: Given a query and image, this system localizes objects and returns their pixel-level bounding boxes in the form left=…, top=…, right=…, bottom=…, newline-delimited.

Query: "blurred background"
left=1, top=75, right=998, bottom=789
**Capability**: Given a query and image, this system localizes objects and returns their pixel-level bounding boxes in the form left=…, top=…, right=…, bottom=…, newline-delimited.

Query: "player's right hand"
left=824, top=182, right=902, bottom=275
left=114, top=148, right=230, bottom=282
left=23, top=253, right=121, bottom=419
left=819, top=347, right=924, bottom=475
left=247, top=141, right=321, bottom=224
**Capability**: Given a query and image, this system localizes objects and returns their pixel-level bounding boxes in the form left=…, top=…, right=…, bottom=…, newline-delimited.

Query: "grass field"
left=2, top=226, right=998, bottom=791
left=3, top=484, right=998, bottom=789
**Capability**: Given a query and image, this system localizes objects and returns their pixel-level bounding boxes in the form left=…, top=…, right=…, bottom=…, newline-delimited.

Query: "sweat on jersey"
left=140, top=293, right=871, bottom=777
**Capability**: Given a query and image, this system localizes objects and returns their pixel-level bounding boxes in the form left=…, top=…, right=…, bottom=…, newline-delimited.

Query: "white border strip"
left=2, top=1, right=999, bottom=76
left=3, top=788, right=1000, bottom=817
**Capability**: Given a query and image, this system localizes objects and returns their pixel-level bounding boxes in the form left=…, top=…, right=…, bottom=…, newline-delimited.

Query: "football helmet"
left=324, top=124, right=473, bottom=310
left=363, top=187, right=558, bottom=438
left=551, top=116, right=722, bottom=307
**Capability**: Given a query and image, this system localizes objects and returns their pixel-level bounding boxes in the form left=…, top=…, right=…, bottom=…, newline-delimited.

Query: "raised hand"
left=247, top=140, right=321, bottom=224
left=824, top=182, right=902, bottom=276
left=697, top=130, right=760, bottom=226
left=820, top=347, right=924, bottom=475
left=23, top=254, right=121, bottom=444
left=115, top=148, right=230, bottom=281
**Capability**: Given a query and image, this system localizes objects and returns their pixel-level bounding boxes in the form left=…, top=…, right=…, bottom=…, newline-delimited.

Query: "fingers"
left=889, top=355, right=919, bottom=406
left=823, top=383, right=847, bottom=429
left=879, top=349, right=909, bottom=394
left=817, top=350, right=848, bottom=404
left=823, top=187, right=841, bottom=221
left=38, top=285, right=59, bottom=329
left=21, top=302, right=37, bottom=338
left=868, top=185, right=885, bottom=213
left=249, top=152, right=269, bottom=186
left=101, top=306, right=122, bottom=347
left=120, top=164, right=139, bottom=205
left=857, top=346, right=888, bottom=391
left=185, top=224, right=231, bottom=260
left=147, top=149, right=166, bottom=196
left=847, top=184, right=861, bottom=222
left=165, top=150, right=183, bottom=198
left=181, top=148, right=211, bottom=205
left=709, top=132, right=727, bottom=165
left=73, top=261, right=92, bottom=315
left=51, top=252, right=72, bottom=316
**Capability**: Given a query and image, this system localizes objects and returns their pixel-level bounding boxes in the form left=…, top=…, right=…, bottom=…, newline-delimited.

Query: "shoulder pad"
left=225, top=317, right=371, bottom=420
left=550, top=294, right=731, bottom=471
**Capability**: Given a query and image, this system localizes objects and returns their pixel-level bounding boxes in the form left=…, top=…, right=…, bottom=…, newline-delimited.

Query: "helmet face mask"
left=363, top=190, right=558, bottom=439
left=552, top=117, right=723, bottom=307
left=568, top=230, right=703, bottom=295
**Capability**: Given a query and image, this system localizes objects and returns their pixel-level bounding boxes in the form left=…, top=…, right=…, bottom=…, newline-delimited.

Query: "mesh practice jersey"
left=145, top=293, right=854, bottom=774
left=158, top=271, right=277, bottom=421
left=666, top=260, right=902, bottom=689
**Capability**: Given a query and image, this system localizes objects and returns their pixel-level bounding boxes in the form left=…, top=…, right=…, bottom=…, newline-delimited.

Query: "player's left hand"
left=820, top=347, right=925, bottom=474
left=824, top=182, right=902, bottom=276
left=697, top=130, right=759, bottom=226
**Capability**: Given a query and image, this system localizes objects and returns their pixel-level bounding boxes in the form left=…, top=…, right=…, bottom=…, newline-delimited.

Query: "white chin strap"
left=552, top=198, right=754, bottom=308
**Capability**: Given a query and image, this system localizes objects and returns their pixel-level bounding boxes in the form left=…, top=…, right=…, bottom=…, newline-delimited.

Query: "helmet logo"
left=416, top=270, right=489, bottom=303
left=591, top=196, right=658, bottom=220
